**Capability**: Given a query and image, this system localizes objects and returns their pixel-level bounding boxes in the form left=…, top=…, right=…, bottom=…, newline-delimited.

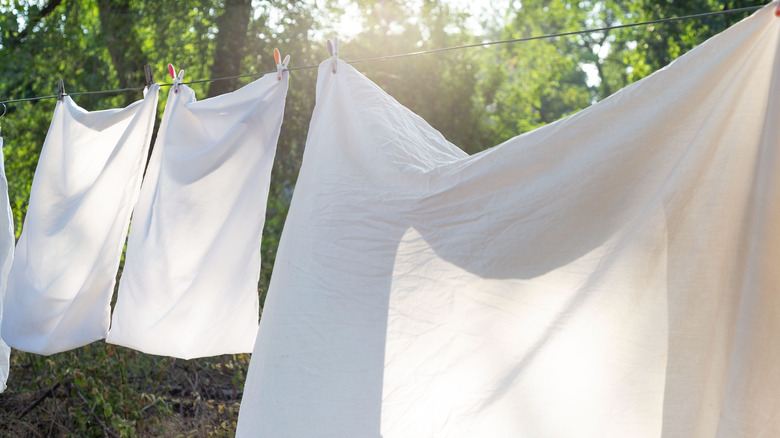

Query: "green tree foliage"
left=625, top=1, right=765, bottom=73
left=590, top=0, right=766, bottom=95
left=481, top=0, right=594, bottom=141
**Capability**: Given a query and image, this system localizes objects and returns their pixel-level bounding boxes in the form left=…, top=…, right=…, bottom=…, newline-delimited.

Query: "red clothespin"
left=775, top=2, right=780, bottom=17
left=327, top=37, right=339, bottom=74
left=168, top=63, right=185, bottom=94
left=274, top=48, right=291, bottom=81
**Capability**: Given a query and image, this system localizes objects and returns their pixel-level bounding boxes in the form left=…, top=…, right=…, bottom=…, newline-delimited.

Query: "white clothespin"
left=274, top=48, right=290, bottom=81
left=168, top=64, right=185, bottom=94
left=327, top=37, right=339, bottom=73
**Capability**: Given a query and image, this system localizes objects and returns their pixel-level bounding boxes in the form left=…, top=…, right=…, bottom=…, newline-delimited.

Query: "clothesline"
left=0, top=4, right=764, bottom=107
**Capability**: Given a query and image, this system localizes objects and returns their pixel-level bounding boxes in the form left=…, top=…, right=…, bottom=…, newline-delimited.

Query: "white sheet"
left=237, top=4, right=780, bottom=437
left=107, top=72, right=288, bottom=359
left=0, top=129, right=14, bottom=391
left=1, top=86, right=159, bottom=355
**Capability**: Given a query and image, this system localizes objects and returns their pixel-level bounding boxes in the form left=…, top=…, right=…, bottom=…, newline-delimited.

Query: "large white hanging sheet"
left=237, top=4, right=780, bottom=437
left=107, top=72, right=289, bottom=359
left=2, top=86, right=160, bottom=356
left=0, top=129, right=14, bottom=392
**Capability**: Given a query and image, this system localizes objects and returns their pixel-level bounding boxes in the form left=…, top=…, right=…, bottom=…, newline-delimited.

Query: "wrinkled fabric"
left=2, top=89, right=159, bottom=355
left=107, top=72, right=288, bottom=359
left=238, top=4, right=780, bottom=437
left=2, top=88, right=159, bottom=356
left=0, top=129, right=14, bottom=391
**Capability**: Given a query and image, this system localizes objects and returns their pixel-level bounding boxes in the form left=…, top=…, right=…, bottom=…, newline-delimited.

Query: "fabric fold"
left=107, top=72, right=289, bottom=359
left=2, top=86, right=160, bottom=355
left=238, top=3, right=780, bottom=437
left=0, top=128, right=14, bottom=392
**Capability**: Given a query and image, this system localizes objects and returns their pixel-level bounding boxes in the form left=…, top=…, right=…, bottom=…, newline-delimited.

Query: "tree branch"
left=11, top=0, right=63, bottom=46
left=17, top=382, right=60, bottom=419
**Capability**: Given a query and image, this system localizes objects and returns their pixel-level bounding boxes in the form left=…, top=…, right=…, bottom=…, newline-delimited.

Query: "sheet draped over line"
left=0, top=129, right=14, bottom=392
left=2, top=87, right=159, bottom=355
left=106, top=71, right=289, bottom=359
left=237, top=3, right=780, bottom=437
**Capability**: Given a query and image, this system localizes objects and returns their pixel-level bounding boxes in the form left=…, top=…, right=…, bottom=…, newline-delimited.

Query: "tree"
left=588, top=0, right=767, bottom=97
left=207, top=0, right=253, bottom=97
left=98, top=0, right=147, bottom=106
left=479, top=0, right=594, bottom=142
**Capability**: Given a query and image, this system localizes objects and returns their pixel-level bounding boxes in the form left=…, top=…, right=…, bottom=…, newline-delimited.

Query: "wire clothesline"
left=0, top=4, right=765, bottom=106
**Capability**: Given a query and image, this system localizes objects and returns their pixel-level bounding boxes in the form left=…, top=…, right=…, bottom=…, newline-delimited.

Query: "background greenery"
left=0, top=0, right=766, bottom=435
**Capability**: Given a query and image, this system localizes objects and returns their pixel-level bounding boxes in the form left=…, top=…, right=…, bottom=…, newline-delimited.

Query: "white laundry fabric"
left=1, top=87, right=159, bottom=356
left=107, top=72, right=288, bottom=359
left=0, top=129, right=14, bottom=392
left=237, top=4, right=780, bottom=437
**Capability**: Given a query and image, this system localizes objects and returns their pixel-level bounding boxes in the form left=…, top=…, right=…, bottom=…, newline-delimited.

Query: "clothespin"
left=274, top=48, right=291, bottom=81
left=57, top=79, right=66, bottom=101
left=0, top=102, right=6, bottom=119
left=775, top=2, right=780, bottom=17
left=144, top=64, right=155, bottom=87
left=168, top=64, right=185, bottom=94
left=327, top=37, right=339, bottom=73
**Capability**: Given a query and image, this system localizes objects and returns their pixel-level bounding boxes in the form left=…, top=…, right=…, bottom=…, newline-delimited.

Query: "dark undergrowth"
left=0, top=342, right=248, bottom=437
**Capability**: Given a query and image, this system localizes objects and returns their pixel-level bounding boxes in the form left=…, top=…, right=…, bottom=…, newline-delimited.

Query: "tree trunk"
left=97, top=0, right=146, bottom=106
left=207, top=0, right=253, bottom=98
